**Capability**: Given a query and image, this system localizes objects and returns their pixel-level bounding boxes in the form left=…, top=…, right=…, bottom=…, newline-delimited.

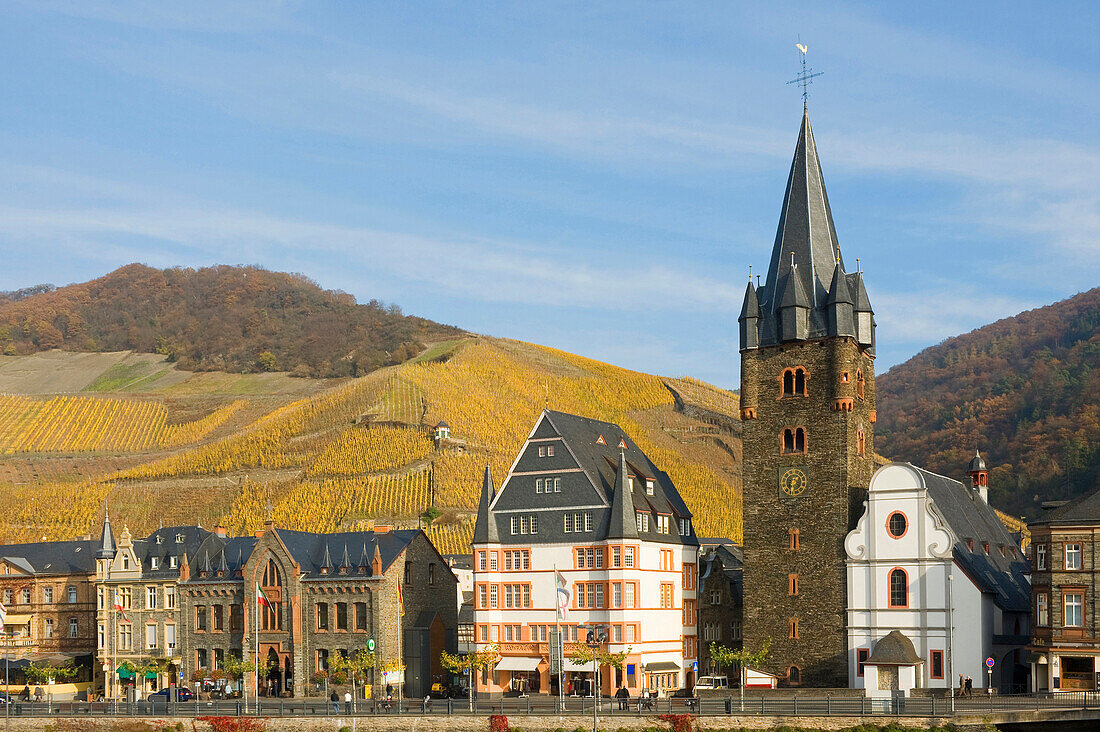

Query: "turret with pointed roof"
left=739, top=111, right=874, bottom=352
left=607, top=450, right=640, bottom=540
left=473, top=465, right=499, bottom=544
left=97, top=509, right=116, bottom=560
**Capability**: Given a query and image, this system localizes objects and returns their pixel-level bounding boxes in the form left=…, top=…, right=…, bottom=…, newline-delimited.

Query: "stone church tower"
left=739, top=111, right=877, bottom=687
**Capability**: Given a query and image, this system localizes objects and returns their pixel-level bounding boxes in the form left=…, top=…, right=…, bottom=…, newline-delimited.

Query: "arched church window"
left=857, top=428, right=866, bottom=457
left=260, top=558, right=283, bottom=631
left=888, top=568, right=908, bottom=608
left=781, top=367, right=808, bottom=396
left=781, top=427, right=807, bottom=454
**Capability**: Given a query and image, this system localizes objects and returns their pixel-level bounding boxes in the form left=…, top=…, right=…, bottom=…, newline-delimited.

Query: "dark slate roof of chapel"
left=276, top=528, right=418, bottom=579
left=916, top=466, right=1030, bottom=612
left=866, top=630, right=922, bottom=666
left=132, top=526, right=211, bottom=578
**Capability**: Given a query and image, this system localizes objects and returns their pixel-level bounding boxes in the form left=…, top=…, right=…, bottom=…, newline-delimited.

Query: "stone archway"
left=264, top=648, right=282, bottom=697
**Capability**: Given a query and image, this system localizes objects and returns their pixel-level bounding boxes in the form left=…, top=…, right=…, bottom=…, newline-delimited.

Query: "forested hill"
left=0, top=264, right=462, bottom=377
left=876, top=287, right=1100, bottom=519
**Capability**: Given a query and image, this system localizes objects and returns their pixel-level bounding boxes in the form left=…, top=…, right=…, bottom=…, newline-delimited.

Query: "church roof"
left=916, top=466, right=1030, bottom=612
left=1031, top=483, right=1100, bottom=526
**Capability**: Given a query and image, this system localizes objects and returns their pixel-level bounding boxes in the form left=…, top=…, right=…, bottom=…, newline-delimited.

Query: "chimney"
left=967, top=450, right=989, bottom=504
left=215, top=525, right=227, bottom=539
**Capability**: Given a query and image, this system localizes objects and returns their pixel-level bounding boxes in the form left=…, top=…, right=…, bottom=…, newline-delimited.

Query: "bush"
left=657, top=714, right=697, bottom=732
left=194, top=718, right=268, bottom=732
left=489, top=715, right=510, bottom=732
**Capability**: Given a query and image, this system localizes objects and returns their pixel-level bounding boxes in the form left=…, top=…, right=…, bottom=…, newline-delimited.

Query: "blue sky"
left=0, top=1, right=1096, bottom=388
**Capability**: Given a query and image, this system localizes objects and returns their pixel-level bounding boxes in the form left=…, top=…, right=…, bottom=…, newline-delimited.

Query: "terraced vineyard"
left=0, top=338, right=745, bottom=553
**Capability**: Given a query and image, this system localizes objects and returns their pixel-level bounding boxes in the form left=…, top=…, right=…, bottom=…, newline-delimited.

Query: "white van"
left=693, top=676, right=730, bottom=691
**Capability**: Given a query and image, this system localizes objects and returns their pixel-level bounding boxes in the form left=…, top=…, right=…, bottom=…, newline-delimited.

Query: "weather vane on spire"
left=787, top=40, right=823, bottom=111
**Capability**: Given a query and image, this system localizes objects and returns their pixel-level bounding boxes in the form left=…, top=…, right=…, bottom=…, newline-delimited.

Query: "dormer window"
left=169, top=556, right=178, bottom=569
left=156, top=536, right=163, bottom=545
left=122, top=556, right=130, bottom=570
left=175, top=534, right=184, bottom=544
left=635, top=511, right=650, bottom=533
left=646, top=480, right=655, bottom=496
left=150, top=557, right=159, bottom=570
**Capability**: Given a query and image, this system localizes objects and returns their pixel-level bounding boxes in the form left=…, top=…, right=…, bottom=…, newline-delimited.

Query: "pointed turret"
left=358, top=543, right=371, bottom=574
left=340, top=544, right=352, bottom=572
left=216, top=551, right=228, bottom=574
left=851, top=270, right=875, bottom=350
left=320, top=544, right=333, bottom=574
left=762, top=110, right=843, bottom=315
left=607, top=450, right=639, bottom=539
left=97, top=508, right=116, bottom=560
left=371, top=544, right=383, bottom=576
left=738, top=279, right=761, bottom=351
left=826, top=261, right=855, bottom=337
left=472, top=465, right=499, bottom=544
left=777, top=258, right=811, bottom=341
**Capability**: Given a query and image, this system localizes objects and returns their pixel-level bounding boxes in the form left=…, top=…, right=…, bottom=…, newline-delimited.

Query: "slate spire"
left=473, top=465, right=499, bottom=543
left=320, top=544, right=333, bottom=573
left=340, top=544, right=352, bottom=571
left=607, top=450, right=639, bottom=539
left=826, top=261, right=855, bottom=337
left=738, top=278, right=760, bottom=351
left=97, top=507, right=116, bottom=560
left=763, top=110, right=843, bottom=314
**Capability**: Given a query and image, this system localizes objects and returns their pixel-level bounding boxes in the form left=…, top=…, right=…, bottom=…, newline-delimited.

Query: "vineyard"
left=0, top=395, right=247, bottom=453
left=0, top=337, right=745, bottom=551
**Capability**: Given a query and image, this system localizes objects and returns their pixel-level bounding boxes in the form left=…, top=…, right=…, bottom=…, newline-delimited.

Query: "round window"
left=887, top=512, right=907, bottom=538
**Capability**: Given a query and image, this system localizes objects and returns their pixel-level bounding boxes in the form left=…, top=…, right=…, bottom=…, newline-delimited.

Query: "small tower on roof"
left=967, top=449, right=989, bottom=504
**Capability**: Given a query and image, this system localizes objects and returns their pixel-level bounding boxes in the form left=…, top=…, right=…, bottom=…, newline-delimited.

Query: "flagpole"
left=554, top=565, right=563, bottom=714
left=396, top=579, right=403, bottom=712
left=254, top=583, right=259, bottom=714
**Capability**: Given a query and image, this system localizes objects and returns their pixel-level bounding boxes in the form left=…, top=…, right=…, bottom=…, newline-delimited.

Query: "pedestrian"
left=33, top=686, right=42, bottom=703
left=344, top=690, right=352, bottom=714
left=424, top=693, right=432, bottom=712
left=19, top=686, right=29, bottom=702
left=958, top=674, right=964, bottom=695
left=330, top=690, right=339, bottom=713
left=615, top=685, right=628, bottom=710
left=964, top=676, right=973, bottom=697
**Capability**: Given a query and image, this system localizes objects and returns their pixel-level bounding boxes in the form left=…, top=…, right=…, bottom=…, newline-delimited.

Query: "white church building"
left=844, top=457, right=1031, bottom=698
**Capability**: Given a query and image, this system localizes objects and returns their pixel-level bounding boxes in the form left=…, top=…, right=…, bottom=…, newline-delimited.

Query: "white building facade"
left=845, top=460, right=1030, bottom=698
left=472, top=410, right=699, bottom=698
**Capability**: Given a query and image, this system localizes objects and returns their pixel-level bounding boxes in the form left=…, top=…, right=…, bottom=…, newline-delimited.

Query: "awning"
left=116, top=667, right=134, bottom=679
left=3, top=614, right=32, bottom=625
left=645, top=661, right=681, bottom=672
left=495, top=657, right=540, bottom=672
left=563, top=660, right=592, bottom=673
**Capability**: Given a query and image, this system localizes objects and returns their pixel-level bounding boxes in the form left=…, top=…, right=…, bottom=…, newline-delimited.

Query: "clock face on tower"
left=780, top=468, right=808, bottom=497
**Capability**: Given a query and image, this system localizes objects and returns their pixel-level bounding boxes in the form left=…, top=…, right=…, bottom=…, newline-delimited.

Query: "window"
left=782, top=367, right=807, bottom=396
left=788, top=574, right=799, bottom=596
left=147, top=586, right=158, bottom=609
left=336, top=602, right=348, bottom=631
left=212, top=604, right=224, bottom=631
left=931, top=650, right=944, bottom=679
left=169, top=556, right=178, bottom=569
left=857, top=428, right=866, bottom=457
left=656, top=515, right=670, bottom=534
left=856, top=648, right=870, bottom=677
left=478, top=585, right=487, bottom=608
left=856, top=370, right=865, bottom=399
left=613, top=583, right=622, bottom=608
left=317, top=649, right=330, bottom=672
left=887, top=512, right=907, bottom=539
left=44, top=586, right=53, bottom=603
left=195, top=606, right=207, bottom=631
left=789, top=529, right=800, bottom=550
left=731, top=620, right=741, bottom=640
left=122, top=555, right=129, bottom=570
left=646, top=479, right=655, bottom=496
left=214, top=648, right=224, bottom=670
left=511, top=516, right=521, bottom=534
left=625, top=583, right=635, bottom=608
left=548, top=445, right=555, bottom=456
left=564, top=514, right=574, bottom=533
left=405, top=562, right=412, bottom=584
left=612, top=547, right=621, bottom=567
left=1036, top=593, right=1049, bottom=626
left=624, top=547, right=635, bottom=567
left=21, top=588, right=30, bottom=604
left=710, top=590, right=721, bottom=605
left=538, top=446, right=546, bottom=457
left=119, top=587, right=132, bottom=608
left=553, top=478, right=561, bottom=492
left=489, top=554, right=497, bottom=571
left=788, top=619, right=799, bottom=640
left=659, top=582, right=673, bottom=609
left=69, top=618, right=78, bottom=638
left=196, top=648, right=207, bottom=670
left=2, top=590, right=10, bottom=605
left=176, top=533, right=184, bottom=544
left=146, top=624, right=157, bottom=649
left=151, top=556, right=160, bottom=570
left=594, top=548, right=603, bottom=568
left=536, top=478, right=543, bottom=493
left=489, top=585, right=498, bottom=608
left=230, top=604, right=242, bottom=632
left=636, top=512, right=650, bottom=533
left=44, top=619, right=53, bottom=638
left=1036, top=544, right=1047, bottom=570
left=679, top=518, right=690, bottom=536
left=1064, top=592, right=1084, bottom=627
left=165, top=587, right=175, bottom=609
left=165, top=623, right=176, bottom=650
left=478, top=551, right=487, bottom=571
left=1065, top=543, right=1082, bottom=570
left=841, top=371, right=850, bottom=383
left=782, top=427, right=806, bottom=454
left=119, top=623, right=132, bottom=650
left=584, top=513, right=593, bottom=532
left=531, top=515, right=539, bottom=534
left=355, top=602, right=367, bottom=630
left=428, top=563, right=436, bottom=586
left=317, top=603, right=329, bottom=630
left=888, top=568, right=908, bottom=608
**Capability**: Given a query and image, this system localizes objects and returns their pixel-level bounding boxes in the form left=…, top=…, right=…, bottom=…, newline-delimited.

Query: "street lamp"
left=581, top=625, right=608, bottom=732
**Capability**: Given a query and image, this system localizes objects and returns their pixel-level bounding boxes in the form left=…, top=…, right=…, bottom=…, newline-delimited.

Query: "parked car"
left=0, top=691, right=11, bottom=705
left=693, top=675, right=730, bottom=691
left=150, top=687, right=194, bottom=701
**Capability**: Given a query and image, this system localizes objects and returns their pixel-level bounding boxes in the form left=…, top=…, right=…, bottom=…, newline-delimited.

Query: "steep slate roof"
left=473, top=465, right=499, bottom=544
left=276, top=528, right=418, bottom=579
left=1030, top=483, right=1100, bottom=526
left=917, top=466, right=1030, bottom=612
left=483, top=410, right=697, bottom=546
left=0, top=539, right=98, bottom=575
left=739, top=111, right=874, bottom=351
left=132, top=525, right=211, bottom=578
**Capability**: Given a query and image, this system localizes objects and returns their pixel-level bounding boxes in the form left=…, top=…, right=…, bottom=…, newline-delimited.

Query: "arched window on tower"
left=857, top=428, right=866, bottom=457
left=888, top=568, right=908, bottom=608
left=781, top=367, right=808, bottom=397
left=856, top=369, right=866, bottom=400
left=787, top=665, right=801, bottom=685
left=782, top=427, right=807, bottom=454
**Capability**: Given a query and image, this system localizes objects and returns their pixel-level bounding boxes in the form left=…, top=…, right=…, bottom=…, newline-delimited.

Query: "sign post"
left=985, top=657, right=994, bottom=696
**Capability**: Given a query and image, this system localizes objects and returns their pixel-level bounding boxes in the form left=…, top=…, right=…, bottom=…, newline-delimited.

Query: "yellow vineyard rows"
left=305, top=426, right=432, bottom=478
left=427, top=522, right=474, bottom=556
left=0, top=395, right=247, bottom=453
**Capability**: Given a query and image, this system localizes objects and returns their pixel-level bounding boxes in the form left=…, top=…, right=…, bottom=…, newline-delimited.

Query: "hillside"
left=0, top=264, right=462, bottom=377
left=876, top=287, right=1100, bottom=519
left=0, top=339, right=743, bottom=554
